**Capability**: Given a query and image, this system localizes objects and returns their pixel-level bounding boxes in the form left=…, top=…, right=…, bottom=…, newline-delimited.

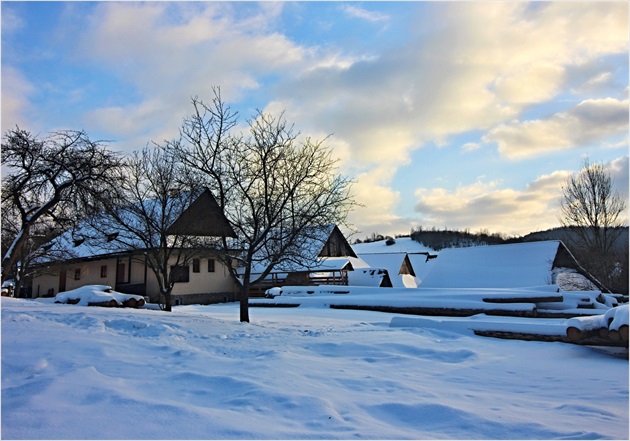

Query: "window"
left=192, top=258, right=200, bottom=273
left=74, top=268, right=81, bottom=280
left=171, top=265, right=190, bottom=283
left=100, top=265, right=107, bottom=278
left=207, top=259, right=215, bottom=273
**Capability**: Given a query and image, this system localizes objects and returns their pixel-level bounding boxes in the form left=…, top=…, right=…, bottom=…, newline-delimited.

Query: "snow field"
left=1, top=298, right=628, bottom=439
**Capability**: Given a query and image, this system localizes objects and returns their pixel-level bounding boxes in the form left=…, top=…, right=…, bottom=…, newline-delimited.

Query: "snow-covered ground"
left=2, top=297, right=628, bottom=440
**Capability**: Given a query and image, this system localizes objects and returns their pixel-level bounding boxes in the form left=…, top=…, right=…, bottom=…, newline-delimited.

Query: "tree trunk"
left=239, top=284, right=250, bottom=323
left=162, top=289, right=172, bottom=312
left=164, top=295, right=172, bottom=311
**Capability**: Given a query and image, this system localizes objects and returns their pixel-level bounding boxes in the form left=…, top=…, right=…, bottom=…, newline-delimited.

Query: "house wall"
left=32, top=258, right=119, bottom=298
left=31, top=272, right=60, bottom=298
left=32, top=255, right=239, bottom=304
left=170, top=257, right=237, bottom=296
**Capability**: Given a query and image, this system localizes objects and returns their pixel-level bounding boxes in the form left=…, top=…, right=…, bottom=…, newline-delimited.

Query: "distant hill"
left=352, top=236, right=436, bottom=254
left=407, top=226, right=628, bottom=253
left=518, top=226, right=629, bottom=253
left=409, top=227, right=507, bottom=251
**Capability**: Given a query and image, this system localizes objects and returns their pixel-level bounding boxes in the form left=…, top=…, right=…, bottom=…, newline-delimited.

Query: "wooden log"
left=475, top=330, right=566, bottom=343
left=329, top=304, right=537, bottom=318
left=537, top=311, right=597, bottom=319
left=137, top=298, right=145, bottom=307
left=577, top=303, right=595, bottom=309
left=123, top=298, right=138, bottom=308
left=88, top=299, right=118, bottom=308
left=566, top=326, right=582, bottom=341
left=483, top=295, right=563, bottom=304
left=476, top=330, right=628, bottom=347
left=566, top=326, right=609, bottom=341
left=619, top=325, right=628, bottom=342
left=609, top=329, right=621, bottom=341
left=249, top=302, right=300, bottom=308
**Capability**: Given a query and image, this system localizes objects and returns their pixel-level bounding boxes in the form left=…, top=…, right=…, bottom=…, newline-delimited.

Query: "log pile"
left=478, top=305, right=629, bottom=348
left=474, top=329, right=628, bottom=348
left=56, top=295, right=145, bottom=308
left=329, top=304, right=538, bottom=318
left=565, top=307, right=629, bottom=348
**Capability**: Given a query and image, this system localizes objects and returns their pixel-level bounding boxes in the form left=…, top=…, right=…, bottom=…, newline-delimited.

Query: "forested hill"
left=519, top=227, right=629, bottom=253
left=405, top=226, right=629, bottom=252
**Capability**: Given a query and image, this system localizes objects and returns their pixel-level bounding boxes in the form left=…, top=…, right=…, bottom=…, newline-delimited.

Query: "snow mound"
left=55, top=285, right=145, bottom=307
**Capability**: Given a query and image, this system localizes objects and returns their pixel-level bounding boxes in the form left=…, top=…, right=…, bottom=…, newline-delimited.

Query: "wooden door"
left=59, top=270, right=67, bottom=293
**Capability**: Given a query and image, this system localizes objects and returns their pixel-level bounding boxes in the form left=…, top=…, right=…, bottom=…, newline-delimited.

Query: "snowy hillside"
left=2, top=297, right=627, bottom=439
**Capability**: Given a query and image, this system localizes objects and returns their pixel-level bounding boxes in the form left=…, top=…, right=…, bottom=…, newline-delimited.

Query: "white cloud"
left=483, top=98, right=629, bottom=159
left=341, top=5, right=390, bottom=23
left=345, top=164, right=424, bottom=237
left=1, top=67, right=35, bottom=133
left=414, top=171, right=572, bottom=236
left=1, top=5, right=24, bottom=33
left=606, top=156, right=629, bottom=202
left=75, top=2, right=306, bottom=150
left=268, top=1, right=628, bottom=177
left=3, top=2, right=627, bottom=238
left=492, top=63, right=566, bottom=104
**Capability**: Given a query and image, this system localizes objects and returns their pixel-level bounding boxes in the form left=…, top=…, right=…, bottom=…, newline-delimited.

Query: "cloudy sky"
left=2, top=1, right=628, bottom=238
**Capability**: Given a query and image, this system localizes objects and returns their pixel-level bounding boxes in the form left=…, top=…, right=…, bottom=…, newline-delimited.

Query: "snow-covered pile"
left=55, top=285, right=145, bottom=307
left=260, top=284, right=616, bottom=317
left=2, top=298, right=627, bottom=439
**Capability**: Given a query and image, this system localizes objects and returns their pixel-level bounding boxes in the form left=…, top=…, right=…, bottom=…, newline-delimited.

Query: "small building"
left=246, top=225, right=366, bottom=295
left=353, top=237, right=438, bottom=288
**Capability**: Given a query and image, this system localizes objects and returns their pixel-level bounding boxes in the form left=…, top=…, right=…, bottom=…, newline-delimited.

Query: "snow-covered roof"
left=35, top=189, right=230, bottom=263
left=406, top=253, right=437, bottom=282
left=246, top=256, right=370, bottom=277
left=352, top=237, right=435, bottom=254
left=356, top=253, right=409, bottom=288
left=420, top=240, right=565, bottom=289
left=244, top=224, right=357, bottom=275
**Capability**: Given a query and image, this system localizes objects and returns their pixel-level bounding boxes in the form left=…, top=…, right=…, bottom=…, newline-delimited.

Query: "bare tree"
left=174, top=89, right=355, bottom=322
left=1, top=128, right=122, bottom=294
left=92, top=145, right=207, bottom=311
left=560, top=159, right=628, bottom=291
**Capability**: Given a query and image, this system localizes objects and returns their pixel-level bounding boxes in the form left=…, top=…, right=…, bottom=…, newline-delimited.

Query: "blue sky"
left=2, top=1, right=628, bottom=238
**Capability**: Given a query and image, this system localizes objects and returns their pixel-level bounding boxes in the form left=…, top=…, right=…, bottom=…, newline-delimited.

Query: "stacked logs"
left=57, top=296, right=145, bottom=308
left=87, top=297, right=145, bottom=308
left=566, top=318, right=628, bottom=347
